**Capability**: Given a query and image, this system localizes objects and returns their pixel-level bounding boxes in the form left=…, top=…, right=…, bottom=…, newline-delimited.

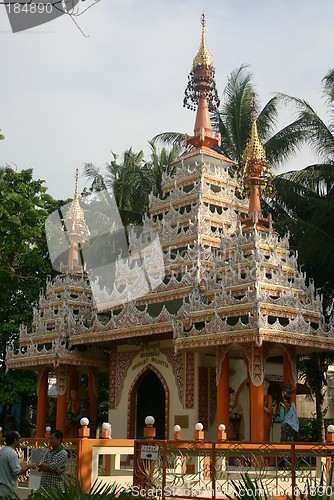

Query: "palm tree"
left=268, top=170, right=334, bottom=319
left=146, top=140, right=180, bottom=198
left=298, top=353, right=334, bottom=441
left=84, top=147, right=150, bottom=226
left=268, top=69, right=334, bottom=440
left=277, top=68, right=334, bottom=177
left=84, top=143, right=181, bottom=226
left=272, top=68, right=334, bottom=319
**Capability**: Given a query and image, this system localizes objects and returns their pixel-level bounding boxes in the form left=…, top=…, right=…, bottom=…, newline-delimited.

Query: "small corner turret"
left=241, top=98, right=274, bottom=231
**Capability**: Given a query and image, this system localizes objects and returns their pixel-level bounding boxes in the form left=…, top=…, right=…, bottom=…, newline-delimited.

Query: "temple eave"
left=174, top=331, right=334, bottom=352
left=69, top=324, right=174, bottom=345
left=6, top=354, right=108, bottom=370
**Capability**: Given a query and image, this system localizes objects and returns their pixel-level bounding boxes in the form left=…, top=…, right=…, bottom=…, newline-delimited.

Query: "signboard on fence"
left=140, top=445, right=159, bottom=460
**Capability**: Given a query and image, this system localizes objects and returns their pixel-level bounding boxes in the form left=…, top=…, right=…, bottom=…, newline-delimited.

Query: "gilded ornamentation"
left=241, top=343, right=265, bottom=387
left=109, top=349, right=138, bottom=409
left=161, top=348, right=184, bottom=405
left=56, top=366, right=68, bottom=396
left=185, top=352, right=195, bottom=408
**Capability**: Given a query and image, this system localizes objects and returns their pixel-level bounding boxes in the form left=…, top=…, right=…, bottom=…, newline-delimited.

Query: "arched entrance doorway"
left=128, top=366, right=168, bottom=439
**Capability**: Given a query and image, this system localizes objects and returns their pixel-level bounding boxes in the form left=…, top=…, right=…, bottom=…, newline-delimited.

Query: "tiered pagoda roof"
left=6, top=177, right=108, bottom=371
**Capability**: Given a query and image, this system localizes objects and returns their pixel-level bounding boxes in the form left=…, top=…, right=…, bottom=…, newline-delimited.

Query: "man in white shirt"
left=0, top=431, right=36, bottom=498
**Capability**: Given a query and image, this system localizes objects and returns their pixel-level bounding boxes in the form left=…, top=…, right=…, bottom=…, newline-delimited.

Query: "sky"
left=0, top=0, right=333, bottom=200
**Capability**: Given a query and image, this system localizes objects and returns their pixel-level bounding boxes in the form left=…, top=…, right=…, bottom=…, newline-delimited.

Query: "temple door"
left=134, top=370, right=166, bottom=439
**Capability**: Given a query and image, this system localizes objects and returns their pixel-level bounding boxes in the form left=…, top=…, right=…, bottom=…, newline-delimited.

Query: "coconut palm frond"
left=322, top=68, right=334, bottom=119
left=83, top=163, right=106, bottom=192
left=277, top=93, right=334, bottom=161
left=265, top=118, right=307, bottom=169
left=281, top=163, right=334, bottom=196
left=257, top=95, right=280, bottom=141
left=151, top=131, right=187, bottom=151
left=222, top=65, right=256, bottom=165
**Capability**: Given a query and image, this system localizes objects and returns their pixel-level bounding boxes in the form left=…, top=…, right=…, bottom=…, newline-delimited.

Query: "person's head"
left=70, top=389, right=77, bottom=399
left=283, top=382, right=292, bottom=403
left=5, top=431, right=20, bottom=447
left=49, top=429, right=63, bottom=450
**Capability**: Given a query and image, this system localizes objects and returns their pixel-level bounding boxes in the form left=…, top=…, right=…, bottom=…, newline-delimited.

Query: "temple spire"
left=63, top=169, right=90, bottom=273
left=184, top=13, right=221, bottom=150
left=242, top=99, right=272, bottom=230
left=74, top=168, right=79, bottom=201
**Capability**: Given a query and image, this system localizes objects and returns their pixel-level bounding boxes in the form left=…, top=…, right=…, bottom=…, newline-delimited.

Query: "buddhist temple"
left=6, top=15, right=334, bottom=442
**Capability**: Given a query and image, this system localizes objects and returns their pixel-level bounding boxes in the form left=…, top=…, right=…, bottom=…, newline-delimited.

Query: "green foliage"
left=273, top=69, right=334, bottom=318
left=84, top=143, right=180, bottom=227
left=269, top=169, right=334, bottom=319
left=298, top=417, right=321, bottom=442
left=26, top=479, right=133, bottom=499
left=0, top=167, right=65, bottom=422
left=264, top=69, right=334, bottom=442
left=226, top=472, right=271, bottom=500
left=0, top=370, right=36, bottom=404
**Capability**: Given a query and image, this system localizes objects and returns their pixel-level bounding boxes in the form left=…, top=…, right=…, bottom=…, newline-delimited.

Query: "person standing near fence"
left=38, top=430, right=68, bottom=490
left=276, top=384, right=299, bottom=441
left=0, top=431, right=36, bottom=499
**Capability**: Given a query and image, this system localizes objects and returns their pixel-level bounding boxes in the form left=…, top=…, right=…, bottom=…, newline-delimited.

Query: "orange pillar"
left=56, top=392, right=67, bottom=434
left=77, top=435, right=93, bottom=492
left=283, top=351, right=296, bottom=403
left=250, top=382, right=264, bottom=442
left=68, top=368, right=79, bottom=393
left=36, top=368, right=48, bottom=437
left=217, top=352, right=229, bottom=435
left=88, top=371, right=97, bottom=429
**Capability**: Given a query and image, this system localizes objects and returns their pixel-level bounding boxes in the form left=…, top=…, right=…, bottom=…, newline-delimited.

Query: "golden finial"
left=192, top=12, right=213, bottom=69
left=243, top=99, right=266, bottom=165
